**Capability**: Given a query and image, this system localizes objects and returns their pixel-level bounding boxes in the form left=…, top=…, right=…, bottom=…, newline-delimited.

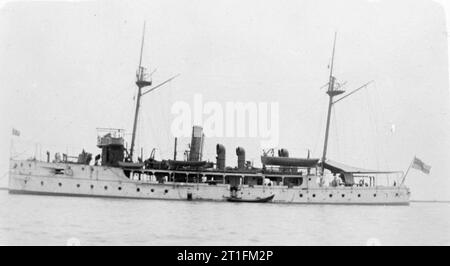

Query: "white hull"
left=8, top=160, right=410, bottom=205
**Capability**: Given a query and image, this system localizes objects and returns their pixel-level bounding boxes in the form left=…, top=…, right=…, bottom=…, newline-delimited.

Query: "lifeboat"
left=226, top=194, right=275, bottom=203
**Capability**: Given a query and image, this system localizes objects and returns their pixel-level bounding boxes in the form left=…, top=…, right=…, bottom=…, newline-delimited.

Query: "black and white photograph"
left=0, top=0, right=449, bottom=249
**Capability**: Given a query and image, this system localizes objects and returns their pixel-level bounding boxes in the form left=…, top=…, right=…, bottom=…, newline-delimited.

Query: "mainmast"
left=130, top=22, right=153, bottom=161
left=321, top=32, right=345, bottom=172
left=320, top=33, right=374, bottom=173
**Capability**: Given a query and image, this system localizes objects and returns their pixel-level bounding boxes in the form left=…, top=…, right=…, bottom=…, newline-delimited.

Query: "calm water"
left=0, top=190, right=449, bottom=246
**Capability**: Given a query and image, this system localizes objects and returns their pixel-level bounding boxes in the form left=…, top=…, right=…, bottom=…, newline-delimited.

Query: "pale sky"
left=0, top=0, right=449, bottom=200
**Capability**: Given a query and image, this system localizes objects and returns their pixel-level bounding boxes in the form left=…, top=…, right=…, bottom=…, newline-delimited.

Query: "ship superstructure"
left=8, top=28, right=411, bottom=205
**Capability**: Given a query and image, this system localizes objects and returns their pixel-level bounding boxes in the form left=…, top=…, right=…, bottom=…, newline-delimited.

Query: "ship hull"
left=8, top=160, right=410, bottom=205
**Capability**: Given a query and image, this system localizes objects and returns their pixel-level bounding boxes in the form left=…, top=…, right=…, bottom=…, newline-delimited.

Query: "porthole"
left=24, top=180, right=27, bottom=184
left=137, top=188, right=141, bottom=192
left=41, top=181, right=44, bottom=186
left=77, top=184, right=80, bottom=188
left=118, top=187, right=122, bottom=191
left=58, top=182, right=62, bottom=187
left=395, top=193, right=399, bottom=197
left=90, top=185, right=94, bottom=189
left=358, top=194, right=361, bottom=198
left=151, top=189, right=154, bottom=193
left=373, top=194, right=377, bottom=197
left=341, top=194, right=345, bottom=198
left=299, top=194, right=303, bottom=198
left=164, top=189, right=169, bottom=193
left=104, top=186, right=108, bottom=190
left=308, top=178, right=312, bottom=181
left=312, top=194, right=316, bottom=198
left=329, top=194, right=333, bottom=198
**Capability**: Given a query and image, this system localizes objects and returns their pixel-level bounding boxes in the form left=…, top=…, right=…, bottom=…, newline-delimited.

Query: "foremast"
left=130, top=23, right=153, bottom=161
left=129, top=22, right=180, bottom=162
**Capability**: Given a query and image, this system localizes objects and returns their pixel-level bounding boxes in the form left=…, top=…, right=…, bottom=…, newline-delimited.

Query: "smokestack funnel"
left=216, top=144, right=226, bottom=170
left=236, top=147, right=246, bottom=169
left=189, top=126, right=203, bottom=162
left=278, top=149, right=289, bottom=157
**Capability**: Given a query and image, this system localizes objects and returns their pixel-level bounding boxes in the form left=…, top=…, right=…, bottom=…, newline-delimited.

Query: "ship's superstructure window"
left=283, top=177, right=303, bottom=187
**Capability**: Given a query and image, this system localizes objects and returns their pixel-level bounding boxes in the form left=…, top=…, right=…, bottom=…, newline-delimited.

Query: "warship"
left=8, top=29, right=412, bottom=205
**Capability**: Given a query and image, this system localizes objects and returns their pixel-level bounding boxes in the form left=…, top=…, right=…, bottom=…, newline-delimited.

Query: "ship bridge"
left=97, top=128, right=126, bottom=166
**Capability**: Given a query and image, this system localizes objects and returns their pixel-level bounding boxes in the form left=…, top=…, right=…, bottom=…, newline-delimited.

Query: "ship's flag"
left=411, top=157, right=431, bottom=174
left=12, top=128, right=20, bottom=137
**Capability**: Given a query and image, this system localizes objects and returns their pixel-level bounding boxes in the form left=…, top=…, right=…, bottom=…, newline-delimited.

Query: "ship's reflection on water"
left=0, top=190, right=448, bottom=246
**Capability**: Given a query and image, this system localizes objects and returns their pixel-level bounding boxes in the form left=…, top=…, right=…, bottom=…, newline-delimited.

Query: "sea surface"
left=0, top=190, right=449, bottom=246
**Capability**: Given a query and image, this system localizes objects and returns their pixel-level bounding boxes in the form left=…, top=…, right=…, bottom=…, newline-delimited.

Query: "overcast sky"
left=0, top=0, right=449, bottom=200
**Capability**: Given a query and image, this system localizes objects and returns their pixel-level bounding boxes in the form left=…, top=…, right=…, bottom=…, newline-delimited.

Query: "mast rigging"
left=320, top=32, right=374, bottom=173
left=129, top=22, right=179, bottom=161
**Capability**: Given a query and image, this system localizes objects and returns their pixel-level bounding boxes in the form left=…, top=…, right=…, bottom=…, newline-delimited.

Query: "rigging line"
left=294, top=93, right=326, bottom=123
left=373, top=81, right=391, bottom=171
left=138, top=79, right=176, bottom=160
left=371, top=86, right=382, bottom=170
left=147, top=105, right=164, bottom=159
left=155, top=100, right=167, bottom=157
left=358, top=90, right=368, bottom=168
left=141, top=74, right=180, bottom=96
left=364, top=84, right=380, bottom=170
left=10, top=148, right=34, bottom=160
left=333, top=81, right=374, bottom=104
left=166, top=83, right=174, bottom=145
left=137, top=104, right=144, bottom=158
left=313, top=98, right=327, bottom=158
left=159, top=83, right=175, bottom=159
left=159, top=86, right=171, bottom=146
left=370, top=85, right=382, bottom=171
left=333, top=106, right=340, bottom=161
left=0, top=171, right=9, bottom=180
left=143, top=107, right=155, bottom=159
